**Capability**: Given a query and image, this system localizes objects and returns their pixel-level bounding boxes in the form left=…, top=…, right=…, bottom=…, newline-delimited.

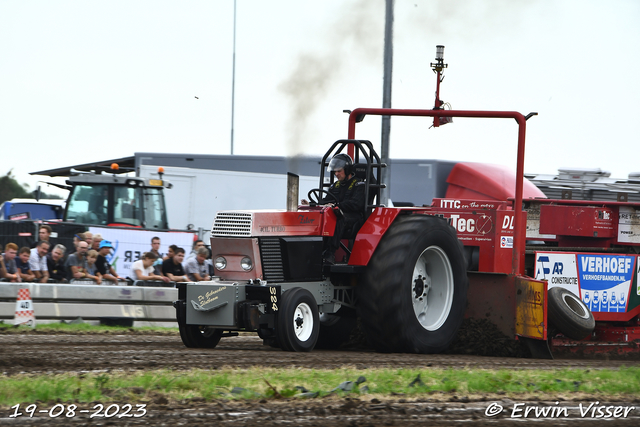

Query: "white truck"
left=138, top=165, right=321, bottom=241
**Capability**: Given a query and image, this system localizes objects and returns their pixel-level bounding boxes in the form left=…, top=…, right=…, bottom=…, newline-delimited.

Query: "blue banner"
left=578, top=254, right=634, bottom=313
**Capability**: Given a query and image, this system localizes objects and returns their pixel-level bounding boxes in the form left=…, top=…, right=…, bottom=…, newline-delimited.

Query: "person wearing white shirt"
left=29, top=241, right=50, bottom=283
left=132, top=252, right=170, bottom=283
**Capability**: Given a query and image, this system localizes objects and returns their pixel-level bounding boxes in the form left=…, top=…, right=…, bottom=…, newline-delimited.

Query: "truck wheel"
left=314, top=313, right=357, bottom=349
left=359, top=215, right=468, bottom=353
left=276, top=288, right=320, bottom=352
left=179, top=324, right=223, bottom=349
left=548, top=287, right=595, bottom=340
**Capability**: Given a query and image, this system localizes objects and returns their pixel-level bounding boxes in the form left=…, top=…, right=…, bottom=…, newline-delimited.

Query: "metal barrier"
left=0, top=282, right=178, bottom=322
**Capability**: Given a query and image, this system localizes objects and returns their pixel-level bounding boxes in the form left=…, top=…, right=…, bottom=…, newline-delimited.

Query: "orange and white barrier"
left=14, top=288, right=36, bottom=328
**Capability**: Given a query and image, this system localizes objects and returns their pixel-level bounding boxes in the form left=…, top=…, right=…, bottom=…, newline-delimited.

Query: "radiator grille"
left=259, top=237, right=285, bottom=282
left=211, top=212, right=253, bottom=237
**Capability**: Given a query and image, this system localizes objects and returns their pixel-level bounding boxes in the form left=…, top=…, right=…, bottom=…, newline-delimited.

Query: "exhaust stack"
left=286, top=172, right=299, bottom=211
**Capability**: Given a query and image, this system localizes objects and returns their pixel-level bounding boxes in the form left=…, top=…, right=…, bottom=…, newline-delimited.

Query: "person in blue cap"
left=96, top=240, right=123, bottom=283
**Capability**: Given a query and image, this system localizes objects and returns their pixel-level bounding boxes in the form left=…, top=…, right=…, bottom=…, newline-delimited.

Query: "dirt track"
left=2, top=333, right=640, bottom=426
left=2, top=333, right=640, bottom=373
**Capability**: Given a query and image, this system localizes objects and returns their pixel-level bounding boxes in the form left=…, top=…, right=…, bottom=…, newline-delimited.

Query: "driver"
left=303, top=153, right=366, bottom=264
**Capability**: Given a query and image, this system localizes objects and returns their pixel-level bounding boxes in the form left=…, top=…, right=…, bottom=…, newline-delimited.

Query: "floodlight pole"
left=380, top=0, right=394, bottom=206
left=230, top=0, right=237, bottom=155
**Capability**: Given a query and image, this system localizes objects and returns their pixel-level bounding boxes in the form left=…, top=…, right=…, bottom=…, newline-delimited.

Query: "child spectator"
left=96, top=240, right=124, bottom=282
left=85, top=249, right=102, bottom=284
left=47, top=244, right=67, bottom=283
left=16, top=247, right=36, bottom=282
left=1, top=243, right=21, bottom=282
left=162, top=247, right=189, bottom=282
left=132, top=252, right=170, bottom=283
left=91, top=234, right=103, bottom=251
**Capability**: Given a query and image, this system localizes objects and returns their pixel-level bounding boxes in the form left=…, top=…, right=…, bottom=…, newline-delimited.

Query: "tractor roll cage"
left=319, top=139, right=386, bottom=218
left=346, top=107, right=537, bottom=276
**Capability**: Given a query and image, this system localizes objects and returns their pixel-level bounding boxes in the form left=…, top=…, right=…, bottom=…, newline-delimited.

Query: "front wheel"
left=179, top=324, right=223, bottom=348
left=176, top=300, right=223, bottom=348
left=276, top=288, right=320, bottom=352
left=358, top=215, right=469, bottom=353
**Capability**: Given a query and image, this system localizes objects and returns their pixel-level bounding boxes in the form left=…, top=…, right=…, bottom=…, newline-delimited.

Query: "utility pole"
left=380, top=0, right=394, bottom=206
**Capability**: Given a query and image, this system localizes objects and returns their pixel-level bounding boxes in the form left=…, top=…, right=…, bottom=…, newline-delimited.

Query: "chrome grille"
left=259, top=237, right=285, bottom=282
left=211, top=212, right=253, bottom=237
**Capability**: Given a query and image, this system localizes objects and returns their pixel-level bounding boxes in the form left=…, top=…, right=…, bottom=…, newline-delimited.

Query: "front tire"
left=359, top=215, right=468, bottom=353
left=179, top=324, right=223, bottom=348
left=276, top=288, right=320, bottom=352
left=176, top=300, right=223, bottom=348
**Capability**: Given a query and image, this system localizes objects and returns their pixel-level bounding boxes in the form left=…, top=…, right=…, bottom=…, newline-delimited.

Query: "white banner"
left=88, top=227, right=195, bottom=279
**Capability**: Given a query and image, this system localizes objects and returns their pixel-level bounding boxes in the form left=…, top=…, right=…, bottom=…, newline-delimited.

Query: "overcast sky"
left=1, top=0, right=639, bottom=197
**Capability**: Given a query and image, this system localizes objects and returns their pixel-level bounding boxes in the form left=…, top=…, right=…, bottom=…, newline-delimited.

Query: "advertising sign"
left=89, top=227, right=195, bottom=279
left=618, top=206, right=640, bottom=244
left=577, top=254, right=634, bottom=313
left=534, top=252, right=636, bottom=313
left=534, top=252, right=579, bottom=296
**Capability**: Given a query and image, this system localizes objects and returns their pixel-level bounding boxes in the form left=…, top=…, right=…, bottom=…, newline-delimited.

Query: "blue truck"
left=0, top=198, right=64, bottom=221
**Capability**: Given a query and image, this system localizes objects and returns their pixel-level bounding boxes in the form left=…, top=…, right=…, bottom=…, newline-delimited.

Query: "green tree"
left=0, top=169, right=32, bottom=204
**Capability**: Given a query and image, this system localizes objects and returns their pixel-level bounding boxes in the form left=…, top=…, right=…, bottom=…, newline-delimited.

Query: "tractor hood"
left=445, top=162, right=546, bottom=201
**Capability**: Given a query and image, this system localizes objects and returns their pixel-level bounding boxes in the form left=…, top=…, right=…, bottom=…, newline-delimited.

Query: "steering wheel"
left=307, top=189, right=338, bottom=206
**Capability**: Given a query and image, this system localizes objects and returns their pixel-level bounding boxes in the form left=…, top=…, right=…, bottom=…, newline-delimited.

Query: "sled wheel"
left=359, top=214, right=469, bottom=353
left=276, top=288, right=320, bottom=352
left=548, top=287, right=595, bottom=340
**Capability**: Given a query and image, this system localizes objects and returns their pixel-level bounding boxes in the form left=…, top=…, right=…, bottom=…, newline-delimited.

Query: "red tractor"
left=175, top=137, right=472, bottom=353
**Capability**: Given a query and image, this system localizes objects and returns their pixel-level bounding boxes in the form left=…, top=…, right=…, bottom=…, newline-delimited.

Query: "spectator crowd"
left=0, top=226, right=213, bottom=286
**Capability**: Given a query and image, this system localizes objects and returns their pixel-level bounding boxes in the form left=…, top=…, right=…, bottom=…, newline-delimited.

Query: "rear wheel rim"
left=293, top=302, right=314, bottom=342
left=412, top=245, right=454, bottom=331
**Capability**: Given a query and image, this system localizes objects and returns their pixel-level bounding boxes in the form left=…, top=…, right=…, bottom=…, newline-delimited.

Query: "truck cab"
left=63, top=168, right=170, bottom=229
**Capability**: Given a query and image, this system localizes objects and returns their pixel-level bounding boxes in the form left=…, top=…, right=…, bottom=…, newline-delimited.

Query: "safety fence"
left=0, top=282, right=178, bottom=322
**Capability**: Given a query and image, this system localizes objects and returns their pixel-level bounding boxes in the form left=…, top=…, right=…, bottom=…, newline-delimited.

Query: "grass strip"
left=0, top=322, right=178, bottom=335
left=2, top=367, right=640, bottom=407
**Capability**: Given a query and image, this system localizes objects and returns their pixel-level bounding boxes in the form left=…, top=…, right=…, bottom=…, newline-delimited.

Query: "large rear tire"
left=276, top=288, right=320, bottom=352
left=358, top=215, right=468, bottom=353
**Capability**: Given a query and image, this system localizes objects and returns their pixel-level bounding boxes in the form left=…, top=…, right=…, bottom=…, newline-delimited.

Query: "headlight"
left=214, top=256, right=227, bottom=270
left=241, top=257, right=253, bottom=271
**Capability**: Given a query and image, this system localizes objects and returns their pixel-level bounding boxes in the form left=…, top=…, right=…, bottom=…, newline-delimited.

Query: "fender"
left=348, top=208, right=403, bottom=266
